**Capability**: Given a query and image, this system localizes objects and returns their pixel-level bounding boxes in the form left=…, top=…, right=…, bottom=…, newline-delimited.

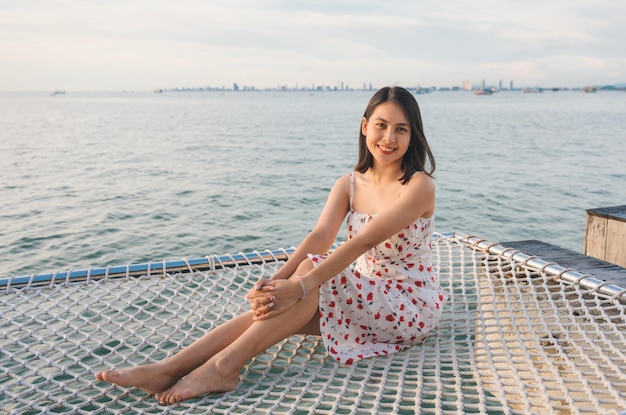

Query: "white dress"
left=309, top=173, right=447, bottom=365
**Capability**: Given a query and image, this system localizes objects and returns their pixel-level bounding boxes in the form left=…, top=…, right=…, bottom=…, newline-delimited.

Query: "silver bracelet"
left=294, top=275, right=307, bottom=299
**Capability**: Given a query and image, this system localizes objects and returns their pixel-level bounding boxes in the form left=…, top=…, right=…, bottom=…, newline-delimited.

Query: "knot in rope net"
left=1, top=233, right=625, bottom=414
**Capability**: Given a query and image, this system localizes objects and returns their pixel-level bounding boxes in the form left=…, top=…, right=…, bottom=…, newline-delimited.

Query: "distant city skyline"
left=159, top=79, right=623, bottom=93
left=1, top=1, right=624, bottom=91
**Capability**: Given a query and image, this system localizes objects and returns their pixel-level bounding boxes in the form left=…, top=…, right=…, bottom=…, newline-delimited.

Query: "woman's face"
left=361, top=101, right=411, bottom=168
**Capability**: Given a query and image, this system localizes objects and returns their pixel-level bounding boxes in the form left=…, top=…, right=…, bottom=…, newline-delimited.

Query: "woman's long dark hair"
left=354, top=86, right=436, bottom=184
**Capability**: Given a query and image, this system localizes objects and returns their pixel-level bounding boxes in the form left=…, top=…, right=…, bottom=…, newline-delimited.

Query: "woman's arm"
left=249, top=173, right=434, bottom=320
left=298, top=173, right=435, bottom=292
left=269, top=174, right=351, bottom=281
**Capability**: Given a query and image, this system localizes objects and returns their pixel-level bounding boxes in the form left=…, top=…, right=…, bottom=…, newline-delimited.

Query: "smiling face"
left=354, top=86, right=435, bottom=184
left=361, top=101, right=411, bottom=168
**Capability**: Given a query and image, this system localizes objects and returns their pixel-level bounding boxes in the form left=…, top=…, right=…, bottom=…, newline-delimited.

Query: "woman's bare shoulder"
left=331, top=173, right=352, bottom=190
left=406, top=171, right=435, bottom=190
left=400, top=172, right=435, bottom=217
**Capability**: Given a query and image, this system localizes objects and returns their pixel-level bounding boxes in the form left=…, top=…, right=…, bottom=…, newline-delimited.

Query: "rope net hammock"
left=1, top=233, right=625, bottom=415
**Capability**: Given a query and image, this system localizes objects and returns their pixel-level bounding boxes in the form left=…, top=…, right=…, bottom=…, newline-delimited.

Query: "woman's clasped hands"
left=245, top=277, right=302, bottom=321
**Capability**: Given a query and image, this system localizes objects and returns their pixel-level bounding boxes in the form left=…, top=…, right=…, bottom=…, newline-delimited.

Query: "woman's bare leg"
left=95, top=258, right=318, bottom=397
left=157, top=286, right=321, bottom=404
left=95, top=310, right=255, bottom=394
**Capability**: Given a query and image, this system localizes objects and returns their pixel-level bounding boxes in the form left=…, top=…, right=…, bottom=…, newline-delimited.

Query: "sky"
left=1, top=0, right=625, bottom=91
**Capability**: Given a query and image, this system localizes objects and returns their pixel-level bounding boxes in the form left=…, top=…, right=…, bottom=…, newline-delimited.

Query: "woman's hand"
left=245, top=278, right=303, bottom=320
left=245, top=278, right=273, bottom=319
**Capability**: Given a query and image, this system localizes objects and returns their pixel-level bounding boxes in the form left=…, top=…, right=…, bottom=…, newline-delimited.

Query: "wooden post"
left=584, top=205, right=626, bottom=267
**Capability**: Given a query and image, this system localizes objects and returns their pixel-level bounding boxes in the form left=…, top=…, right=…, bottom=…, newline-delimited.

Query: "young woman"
left=95, top=86, right=447, bottom=405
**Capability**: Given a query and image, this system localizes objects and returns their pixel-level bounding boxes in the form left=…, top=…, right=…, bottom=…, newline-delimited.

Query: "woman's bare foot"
left=156, top=359, right=239, bottom=405
left=95, top=364, right=178, bottom=395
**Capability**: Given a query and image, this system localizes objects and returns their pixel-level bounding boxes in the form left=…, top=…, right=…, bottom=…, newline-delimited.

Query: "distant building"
left=462, top=80, right=471, bottom=90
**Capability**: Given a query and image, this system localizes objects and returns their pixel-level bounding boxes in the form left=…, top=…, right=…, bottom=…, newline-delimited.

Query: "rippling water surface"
left=1, top=90, right=625, bottom=276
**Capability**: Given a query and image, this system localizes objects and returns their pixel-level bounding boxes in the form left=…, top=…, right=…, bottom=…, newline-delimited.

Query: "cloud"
left=0, top=0, right=624, bottom=90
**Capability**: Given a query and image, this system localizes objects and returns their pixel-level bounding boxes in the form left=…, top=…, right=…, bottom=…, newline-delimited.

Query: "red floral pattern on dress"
left=311, top=173, right=447, bottom=365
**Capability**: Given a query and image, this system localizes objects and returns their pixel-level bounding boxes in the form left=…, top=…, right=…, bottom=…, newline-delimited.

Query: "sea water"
left=1, top=90, right=625, bottom=277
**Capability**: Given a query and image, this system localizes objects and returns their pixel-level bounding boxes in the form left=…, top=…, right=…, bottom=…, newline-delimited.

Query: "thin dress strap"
left=349, top=172, right=355, bottom=211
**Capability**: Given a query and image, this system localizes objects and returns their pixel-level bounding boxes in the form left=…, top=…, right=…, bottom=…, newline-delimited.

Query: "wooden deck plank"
left=584, top=205, right=626, bottom=267
left=501, top=239, right=626, bottom=288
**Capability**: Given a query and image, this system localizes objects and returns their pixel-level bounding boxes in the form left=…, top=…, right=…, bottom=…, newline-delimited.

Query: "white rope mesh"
left=1, top=233, right=625, bottom=414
